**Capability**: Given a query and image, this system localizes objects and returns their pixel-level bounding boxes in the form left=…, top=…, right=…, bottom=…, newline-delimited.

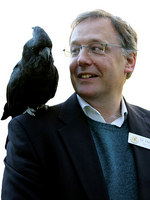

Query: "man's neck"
left=82, top=95, right=122, bottom=123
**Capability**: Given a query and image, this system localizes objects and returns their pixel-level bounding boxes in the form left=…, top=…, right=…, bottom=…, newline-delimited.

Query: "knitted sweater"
left=87, top=118, right=138, bottom=200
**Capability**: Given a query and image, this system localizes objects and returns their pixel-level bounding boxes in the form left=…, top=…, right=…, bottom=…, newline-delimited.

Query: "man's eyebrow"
left=70, top=41, right=80, bottom=46
left=70, top=39, right=106, bottom=46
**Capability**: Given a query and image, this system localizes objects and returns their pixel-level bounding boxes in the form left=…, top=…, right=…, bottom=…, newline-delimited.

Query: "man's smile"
left=78, top=73, right=99, bottom=79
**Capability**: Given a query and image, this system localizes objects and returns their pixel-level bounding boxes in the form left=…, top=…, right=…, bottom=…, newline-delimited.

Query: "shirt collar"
left=77, top=95, right=128, bottom=127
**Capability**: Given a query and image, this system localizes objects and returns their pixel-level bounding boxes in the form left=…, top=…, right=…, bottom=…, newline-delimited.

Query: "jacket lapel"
left=58, top=94, right=109, bottom=200
left=127, top=103, right=150, bottom=199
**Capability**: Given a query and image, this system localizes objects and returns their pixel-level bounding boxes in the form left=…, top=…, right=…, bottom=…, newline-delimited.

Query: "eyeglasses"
left=63, top=42, right=122, bottom=57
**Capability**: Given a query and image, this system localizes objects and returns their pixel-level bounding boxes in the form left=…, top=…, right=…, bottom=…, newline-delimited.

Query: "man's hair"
left=70, top=9, right=138, bottom=79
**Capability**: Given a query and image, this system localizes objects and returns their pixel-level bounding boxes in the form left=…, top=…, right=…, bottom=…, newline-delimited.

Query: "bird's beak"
left=39, top=47, right=51, bottom=61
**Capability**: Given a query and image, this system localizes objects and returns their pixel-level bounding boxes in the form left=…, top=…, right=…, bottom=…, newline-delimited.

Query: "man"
left=2, top=9, right=150, bottom=200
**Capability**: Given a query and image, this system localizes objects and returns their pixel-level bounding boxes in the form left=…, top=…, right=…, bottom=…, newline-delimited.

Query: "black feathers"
left=1, top=26, right=59, bottom=120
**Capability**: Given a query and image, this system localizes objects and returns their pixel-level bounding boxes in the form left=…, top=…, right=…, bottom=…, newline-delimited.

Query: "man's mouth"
left=79, top=74, right=98, bottom=79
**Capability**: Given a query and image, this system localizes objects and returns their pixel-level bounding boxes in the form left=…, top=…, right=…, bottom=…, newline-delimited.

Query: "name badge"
left=128, top=132, right=150, bottom=150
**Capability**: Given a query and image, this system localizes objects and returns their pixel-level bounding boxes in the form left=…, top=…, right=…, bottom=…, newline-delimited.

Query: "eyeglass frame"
left=63, top=41, right=122, bottom=57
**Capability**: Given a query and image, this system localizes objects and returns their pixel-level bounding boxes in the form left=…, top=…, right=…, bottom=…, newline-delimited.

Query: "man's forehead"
left=72, top=17, right=113, bottom=31
left=70, top=18, right=118, bottom=45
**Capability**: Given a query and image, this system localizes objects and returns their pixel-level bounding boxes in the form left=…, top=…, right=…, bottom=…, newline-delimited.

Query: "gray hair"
left=70, top=9, right=138, bottom=79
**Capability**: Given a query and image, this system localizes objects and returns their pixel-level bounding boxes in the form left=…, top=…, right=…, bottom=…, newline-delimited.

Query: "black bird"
left=1, top=26, right=59, bottom=120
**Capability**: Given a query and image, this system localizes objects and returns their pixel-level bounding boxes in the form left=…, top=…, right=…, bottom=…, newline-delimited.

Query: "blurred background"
left=0, top=0, right=150, bottom=191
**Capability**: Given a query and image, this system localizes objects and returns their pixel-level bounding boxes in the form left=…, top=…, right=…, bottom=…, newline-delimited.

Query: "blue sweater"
left=87, top=118, right=138, bottom=200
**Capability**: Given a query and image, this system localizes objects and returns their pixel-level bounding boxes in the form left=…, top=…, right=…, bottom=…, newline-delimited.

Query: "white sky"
left=0, top=0, right=150, bottom=190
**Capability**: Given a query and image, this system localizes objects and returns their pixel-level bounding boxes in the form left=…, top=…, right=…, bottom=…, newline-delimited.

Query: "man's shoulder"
left=127, top=102, right=150, bottom=117
left=11, top=103, right=62, bottom=124
left=7, top=103, right=63, bottom=142
left=10, top=93, right=78, bottom=125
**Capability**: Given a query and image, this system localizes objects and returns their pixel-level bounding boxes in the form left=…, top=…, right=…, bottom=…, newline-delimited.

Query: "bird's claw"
left=37, top=104, right=48, bottom=110
left=23, top=107, right=36, bottom=116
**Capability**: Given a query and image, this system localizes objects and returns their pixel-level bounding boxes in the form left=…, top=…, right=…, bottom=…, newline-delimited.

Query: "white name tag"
left=128, top=132, right=150, bottom=150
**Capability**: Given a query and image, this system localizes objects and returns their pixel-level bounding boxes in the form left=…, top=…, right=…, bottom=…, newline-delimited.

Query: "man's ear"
left=124, top=53, right=136, bottom=74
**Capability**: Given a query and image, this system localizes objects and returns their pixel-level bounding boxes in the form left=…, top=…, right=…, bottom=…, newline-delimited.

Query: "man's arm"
left=1, top=118, right=43, bottom=200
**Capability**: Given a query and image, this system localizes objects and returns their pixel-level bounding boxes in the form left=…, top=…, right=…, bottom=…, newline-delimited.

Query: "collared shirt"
left=77, top=95, right=128, bottom=127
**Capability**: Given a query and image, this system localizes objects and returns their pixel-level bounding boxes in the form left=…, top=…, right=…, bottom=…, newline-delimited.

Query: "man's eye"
left=91, top=46, right=103, bottom=52
left=71, top=47, right=80, bottom=55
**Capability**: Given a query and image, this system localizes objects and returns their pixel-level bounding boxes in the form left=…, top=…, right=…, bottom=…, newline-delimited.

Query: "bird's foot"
left=23, top=107, right=36, bottom=116
left=37, top=104, right=48, bottom=110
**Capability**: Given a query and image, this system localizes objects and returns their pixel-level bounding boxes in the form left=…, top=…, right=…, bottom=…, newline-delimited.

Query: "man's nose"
left=77, top=47, right=93, bottom=66
left=78, top=45, right=90, bottom=55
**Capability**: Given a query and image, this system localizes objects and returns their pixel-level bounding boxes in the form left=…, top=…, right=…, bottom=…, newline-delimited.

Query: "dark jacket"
left=2, top=93, right=150, bottom=200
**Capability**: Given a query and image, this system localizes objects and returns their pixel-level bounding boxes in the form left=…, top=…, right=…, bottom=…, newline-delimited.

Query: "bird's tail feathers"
left=1, top=103, right=10, bottom=120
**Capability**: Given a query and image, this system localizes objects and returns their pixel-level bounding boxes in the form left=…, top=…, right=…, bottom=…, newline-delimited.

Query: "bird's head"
left=22, top=26, right=54, bottom=64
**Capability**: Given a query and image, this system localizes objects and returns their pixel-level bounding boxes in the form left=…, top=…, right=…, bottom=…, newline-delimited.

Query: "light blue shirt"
left=77, top=95, right=128, bottom=127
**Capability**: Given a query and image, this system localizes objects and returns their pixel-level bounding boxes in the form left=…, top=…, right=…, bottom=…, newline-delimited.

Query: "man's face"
left=69, top=18, right=133, bottom=103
